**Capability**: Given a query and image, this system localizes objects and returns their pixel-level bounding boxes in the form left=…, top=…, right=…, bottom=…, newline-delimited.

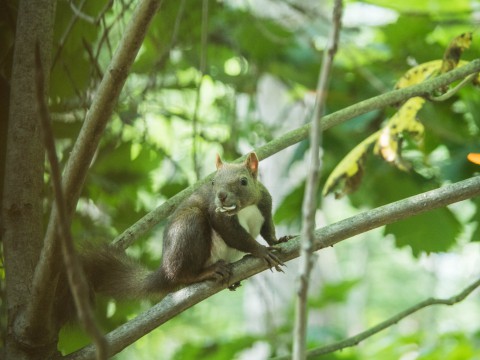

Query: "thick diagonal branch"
left=67, top=175, right=480, bottom=360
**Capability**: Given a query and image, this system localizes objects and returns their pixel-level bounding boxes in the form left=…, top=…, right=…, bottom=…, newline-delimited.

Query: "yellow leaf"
left=323, top=131, right=380, bottom=198
left=324, top=32, right=477, bottom=198
left=395, top=60, right=442, bottom=89
left=374, top=97, right=425, bottom=170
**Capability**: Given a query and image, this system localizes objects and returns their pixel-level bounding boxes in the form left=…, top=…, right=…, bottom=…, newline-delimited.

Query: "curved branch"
left=270, top=276, right=480, bottom=359
left=113, top=59, right=480, bottom=250
left=67, top=175, right=480, bottom=360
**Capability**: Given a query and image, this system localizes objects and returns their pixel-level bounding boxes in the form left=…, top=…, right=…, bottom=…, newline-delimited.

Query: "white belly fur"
left=209, top=205, right=265, bottom=264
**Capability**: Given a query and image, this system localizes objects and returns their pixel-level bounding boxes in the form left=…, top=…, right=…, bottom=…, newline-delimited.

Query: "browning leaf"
left=325, top=33, right=476, bottom=198
left=440, top=32, right=473, bottom=74
left=323, top=131, right=380, bottom=198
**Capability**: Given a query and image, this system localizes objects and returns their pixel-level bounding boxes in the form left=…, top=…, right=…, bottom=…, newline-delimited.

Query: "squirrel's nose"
left=217, top=191, right=228, bottom=202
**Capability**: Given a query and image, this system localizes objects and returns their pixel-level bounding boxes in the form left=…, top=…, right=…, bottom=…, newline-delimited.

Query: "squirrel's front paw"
left=255, top=246, right=286, bottom=273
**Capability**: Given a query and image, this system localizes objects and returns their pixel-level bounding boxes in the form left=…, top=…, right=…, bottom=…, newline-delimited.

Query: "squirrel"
left=57, top=152, right=286, bottom=324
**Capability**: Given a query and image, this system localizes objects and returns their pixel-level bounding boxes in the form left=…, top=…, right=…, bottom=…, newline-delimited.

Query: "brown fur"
left=57, top=152, right=284, bottom=325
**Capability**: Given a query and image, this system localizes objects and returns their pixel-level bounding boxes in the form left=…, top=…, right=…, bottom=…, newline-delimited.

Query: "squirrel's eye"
left=211, top=179, right=215, bottom=186
left=240, top=177, right=248, bottom=186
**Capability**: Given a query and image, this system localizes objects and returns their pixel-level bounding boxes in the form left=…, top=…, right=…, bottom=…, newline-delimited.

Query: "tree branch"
left=428, top=71, right=478, bottom=102
left=269, top=276, right=480, bottom=359
left=113, top=58, right=480, bottom=250
left=34, top=44, right=107, bottom=360
left=66, top=175, right=480, bottom=360
left=294, top=1, right=342, bottom=358
left=27, top=0, right=163, bottom=337
left=1, top=0, right=55, bottom=357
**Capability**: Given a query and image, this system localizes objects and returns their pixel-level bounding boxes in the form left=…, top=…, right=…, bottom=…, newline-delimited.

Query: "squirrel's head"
left=212, top=152, right=259, bottom=216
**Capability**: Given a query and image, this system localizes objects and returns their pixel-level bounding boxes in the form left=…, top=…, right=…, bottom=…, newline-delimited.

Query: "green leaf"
left=274, top=182, right=305, bottom=229
left=468, top=198, right=480, bottom=242
left=309, top=279, right=361, bottom=308
left=385, top=207, right=461, bottom=256
left=367, top=0, right=472, bottom=14
left=159, top=181, right=189, bottom=198
left=172, top=336, right=257, bottom=360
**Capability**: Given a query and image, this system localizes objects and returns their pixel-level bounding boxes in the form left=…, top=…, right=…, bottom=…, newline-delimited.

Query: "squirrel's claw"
left=263, top=247, right=286, bottom=273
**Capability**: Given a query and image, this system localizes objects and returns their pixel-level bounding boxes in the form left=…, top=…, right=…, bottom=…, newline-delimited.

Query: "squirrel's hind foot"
left=200, top=260, right=232, bottom=284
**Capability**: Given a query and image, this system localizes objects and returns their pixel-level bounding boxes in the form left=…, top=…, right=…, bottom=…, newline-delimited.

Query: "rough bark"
left=1, top=0, right=56, bottom=359
left=27, top=2, right=163, bottom=336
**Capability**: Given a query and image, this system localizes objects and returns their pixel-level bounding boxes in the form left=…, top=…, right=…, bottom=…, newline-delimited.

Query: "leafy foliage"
left=2, top=0, right=480, bottom=359
left=323, top=32, right=476, bottom=199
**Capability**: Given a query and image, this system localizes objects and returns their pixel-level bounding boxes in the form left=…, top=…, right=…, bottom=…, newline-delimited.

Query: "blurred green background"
left=2, top=0, right=480, bottom=358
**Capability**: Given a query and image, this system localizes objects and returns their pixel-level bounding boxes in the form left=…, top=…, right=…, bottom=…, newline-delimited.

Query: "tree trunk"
left=1, top=0, right=56, bottom=359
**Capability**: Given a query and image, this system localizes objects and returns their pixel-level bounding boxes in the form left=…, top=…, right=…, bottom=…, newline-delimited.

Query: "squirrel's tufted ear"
left=215, top=153, right=224, bottom=169
left=244, top=152, right=259, bottom=178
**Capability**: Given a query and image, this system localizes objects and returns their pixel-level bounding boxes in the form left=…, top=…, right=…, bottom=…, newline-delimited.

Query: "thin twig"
left=142, top=0, right=186, bottom=95
left=293, top=1, right=343, bottom=359
left=67, top=175, right=480, bottom=360
left=69, top=0, right=96, bottom=23
left=34, top=43, right=108, bottom=360
left=95, top=1, right=135, bottom=64
left=112, top=58, right=480, bottom=251
left=308, top=277, right=480, bottom=357
left=269, top=277, right=480, bottom=359
left=52, top=0, right=87, bottom=69
left=82, top=37, right=104, bottom=79
left=428, top=71, right=478, bottom=101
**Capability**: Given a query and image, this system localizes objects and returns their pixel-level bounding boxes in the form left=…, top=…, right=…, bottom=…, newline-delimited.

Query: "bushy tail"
left=80, top=245, right=171, bottom=299
left=55, top=245, right=172, bottom=326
